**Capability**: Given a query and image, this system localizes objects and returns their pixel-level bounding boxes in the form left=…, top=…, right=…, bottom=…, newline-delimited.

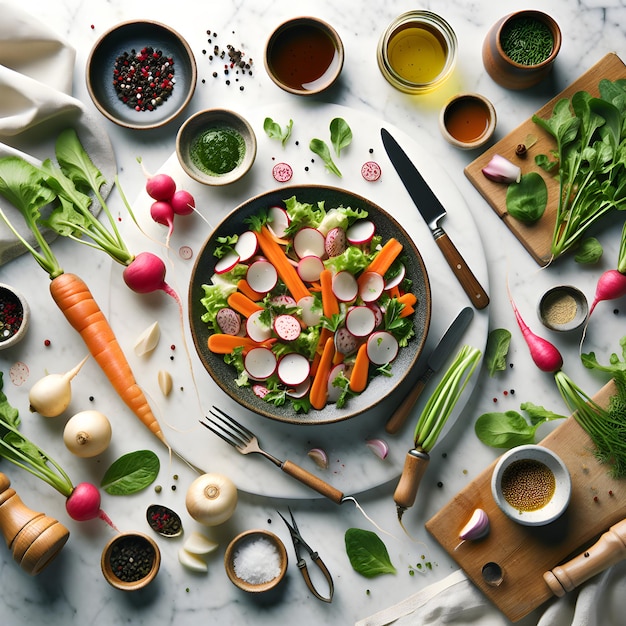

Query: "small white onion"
left=63, top=410, right=112, bottom=458
left=185, top=473, right=238, bottom=527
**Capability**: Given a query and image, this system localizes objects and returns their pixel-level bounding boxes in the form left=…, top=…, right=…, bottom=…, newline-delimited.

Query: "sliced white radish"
left=287, top=378, right=311, bottom=398
left=183, top=531, right=219, bottom=556
left=293, top=227, right=325, bottom=259
left=298, top=295, right=322, bottom=327
left=268, top=206, right=290, bottom=238
left=347, top=220, right=376, bottom=244
left=384, top=263, right=406, bottom=290
left=273, top=314, right=301, bottom=341
left=234, top=230, right=258, bottom=262
left=334, top=326, right=359, bottom=355
left=214, top=250, right=240, bottom=274
left=368, top=302, right=384, bottom=328
left=332, top=270, right=358, bottom=302
left=345, top=306, right=376, bottom=337
left=244, top=347, right=277, bottom=380
left=325, top=227, right=346, bottom=257
left=178, top=547, right=208, bottom=573
left=359, top=272, right=385, bottom=303
left=246, top=309, right=272, bottom=342
left=367, top=331, right=399, bottom=365
left=252, top=384, right=270, bottom=398
left=327, top=363, right=346, bottom=403
left=277, top=353, right=310, bottom=386
left=297, top=255, right=324, bottom=282
left=246, top=260, right=278, bottom=294
left=216, top=307, right=241, bottom=335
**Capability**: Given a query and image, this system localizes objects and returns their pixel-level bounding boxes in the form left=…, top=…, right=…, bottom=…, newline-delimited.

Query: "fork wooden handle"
left=281, top=461, right=344, bottom=504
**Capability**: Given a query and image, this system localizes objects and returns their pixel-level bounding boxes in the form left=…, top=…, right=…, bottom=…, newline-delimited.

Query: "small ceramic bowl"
left=86, top=20, right=197, bottom=130
left=176, top=109, right=257, bottom=186
left=264, top=17, right=344, bottom=96
left=224, top=529, right=288, bottom=593
left=101, top=532, right=161, bottom=591
left=491, top=445, right=571, bottom=527
left=538, top=285, right=589, bottom=333
left=0, top=283, right=29, bottom=350
left=439, top=93, right=497, bottom=150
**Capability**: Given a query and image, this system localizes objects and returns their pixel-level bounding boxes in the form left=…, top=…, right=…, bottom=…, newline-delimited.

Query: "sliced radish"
left=297, top=255, right=324, bottom=282
left=287, top=378, right=311, bottom=398
left=334, top=326, right=359, bottom=355
left=268, top=206, right=290, bottom=238
left=293, top=227, right=325, bottom=259
left=244, top=348, right=277, bottom=380
left=332, top=270, right=358, bottom=302
left=246, top=260, right=278, bottom=294
left=271, top=294, right=297, bottom=308
left=234, top=231, right=258, bottom=262
left=273, top=314, right=301, bottom=341
left=216, top=307, right=241, bottom=335
left=246, top=309, right=272, bottom=342
left=298, top=295, right=322, bottom=327
left=252, top=384, right=271, bottom=398
left=345, top=306, right=376, bottom=337
left=327, top=363, right=346, bottom=403
left=368, top=302, right=384, bottom=328
left=277, top=353, right=310, bottom=386
left=347, top=220, right=376, bottom=245
left=359, top=272, right=385, bottom=303
left=361, top=161, right=382, bottom=182
left=214, top=250, right=240, bottom=274
left=367, top=331, right=399, bottom=365
left=272, top=162, right=293, bottom=183
left=325, top=227, right=347, bottom=257
left=384, top=263, right=406, bottom=290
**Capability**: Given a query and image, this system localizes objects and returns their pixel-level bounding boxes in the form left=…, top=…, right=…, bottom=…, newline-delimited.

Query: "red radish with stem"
left=123, top=251, right=181, bottom=305
left=588, top=269, right=626, bottom=317
left=150, top=200, right=175, bottom=247
left=171, top=189, right=195, bottom=216
left=66, top=482, right=116, bottom=527
left=145, top=172, right=176, bottom=201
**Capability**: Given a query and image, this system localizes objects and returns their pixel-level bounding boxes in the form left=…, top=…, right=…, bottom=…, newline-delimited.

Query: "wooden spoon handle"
left=543, top=518, right=626, bottom=597
left=385, top=377, right=427, bottom=434
left=393, top=449, right=430, bottom=511
left=281, top=460, right=345, bottom=504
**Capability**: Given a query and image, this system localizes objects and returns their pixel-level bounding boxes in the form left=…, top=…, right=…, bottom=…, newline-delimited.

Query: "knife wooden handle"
left=281, top=460, right=345, bottom=504
left=434, top=230, right=489, bottom=309
left=385, top=377, right=427, bottom=434
left=543, top=518, right=626, bottom=597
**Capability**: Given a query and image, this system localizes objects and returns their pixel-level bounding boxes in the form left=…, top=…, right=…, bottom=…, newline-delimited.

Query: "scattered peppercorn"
left=202, top=30, right=254, bottom=87
left=437, top=481, right=443, bottom=488
left=515, top=144, right=528, bottom=157
left=89, top=396, right=94, bottom=402
left=147, top=504, right=182, bottom=536
left=154, top=485, right=162, bottom=493
left=44, top=339, right=51, bottom=346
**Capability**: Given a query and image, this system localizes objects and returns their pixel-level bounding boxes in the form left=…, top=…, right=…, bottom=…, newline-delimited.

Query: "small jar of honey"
left=377, top=11, right=457, bottom=94
left=440, top=93, right=497, bottom=150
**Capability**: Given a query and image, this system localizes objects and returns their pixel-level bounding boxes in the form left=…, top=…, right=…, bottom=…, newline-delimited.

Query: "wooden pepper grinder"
left=0, top=472, right=69, bottom=575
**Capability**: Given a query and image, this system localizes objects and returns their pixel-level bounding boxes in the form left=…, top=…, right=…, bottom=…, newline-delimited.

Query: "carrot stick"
left=319, top=269, right=339, bottom=318
left=349, top=343, right=370, bottom=393
left=399, top=305, right=415, bottom=318
left=237, top=279, right=264, bottom=302
left=256, top=226, right=310, bottom=301
left=364, top=238, right=403, bottom=276
left=397, top=292, right=417, bottom=308
left=316, top=327, right=333, bottom=355
left=208, top=334, right=267, bottom=354
left=309, top=337, right=335, bottom=410
left=387, top=285, right=401, bottom=299
left=227, top=292, right=263, bottom=318
left=49, top=273, right=166, bottom=444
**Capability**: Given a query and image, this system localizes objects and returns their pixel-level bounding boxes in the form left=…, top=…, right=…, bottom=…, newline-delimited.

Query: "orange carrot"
left=256, top=226, right=310, bottom=301
left=316, top=327, right=333, bottom=355
left=319, top=269, right=339, bottom=317
left=363, top=238, right=403, bottom=276
left=227, top=291, right=263, bottom=318
left=397, top=292, right=417, bottom=308
left=349, top=343, right=370, bottom=392
left=208, top=333, right=270, bottom=354
left=387, top=285, right=401, bottom=299
left=399, top=305, right=415, bottom=318
left=309, top=337, right=335, bottom=410
left=237, top=279, right=264, bottom=302
left=49, top=273, right=166, bottom=444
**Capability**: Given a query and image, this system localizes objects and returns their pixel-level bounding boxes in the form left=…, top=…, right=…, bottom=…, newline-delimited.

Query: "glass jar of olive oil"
left=377, top=11, right=457, bottom=94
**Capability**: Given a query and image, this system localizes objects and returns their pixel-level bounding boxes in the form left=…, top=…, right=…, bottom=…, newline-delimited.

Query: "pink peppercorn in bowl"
left=224, top=529, right=288, bottom=593
left=0, top=283, right=30, bottom=351
left=86, top=20, right=197, bottom=130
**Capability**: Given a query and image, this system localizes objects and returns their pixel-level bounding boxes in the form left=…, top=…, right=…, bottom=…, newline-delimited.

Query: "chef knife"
left=385, top=306, right=474, bottom=434
left=381, top=127, right=489, bottom=310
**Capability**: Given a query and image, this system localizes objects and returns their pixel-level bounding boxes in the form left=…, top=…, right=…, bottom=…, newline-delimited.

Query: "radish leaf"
left=101, top=450, right=160, bottom=495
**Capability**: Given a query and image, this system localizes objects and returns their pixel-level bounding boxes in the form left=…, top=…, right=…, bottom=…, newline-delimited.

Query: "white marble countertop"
left=1, top=1, right=625, bottom=625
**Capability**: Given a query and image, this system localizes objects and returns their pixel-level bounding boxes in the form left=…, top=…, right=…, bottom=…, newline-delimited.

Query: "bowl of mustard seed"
left=538, top=285, right=588, bottom=333
left=86, top=20, right=197, bottom=130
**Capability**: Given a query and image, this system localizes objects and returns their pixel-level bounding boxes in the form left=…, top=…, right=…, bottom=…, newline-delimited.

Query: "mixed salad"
left=199, top=196, right=419, bottom=412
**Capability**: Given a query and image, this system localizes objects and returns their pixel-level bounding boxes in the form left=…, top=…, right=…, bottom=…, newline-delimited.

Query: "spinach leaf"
left=574, top=237, right=603, bottom=264
left=505, top=172, right=547, bottom=222
left=345, top=528, right=396, bottom=578
left=485, top=329, right=511, bottom=376
left=329, top=117, right=352, bottom=156
left=263, top=117, right=293, bottom=147
left=101, top=450, right=160, bottom=495
left=309, top=138, right=342, bottom=177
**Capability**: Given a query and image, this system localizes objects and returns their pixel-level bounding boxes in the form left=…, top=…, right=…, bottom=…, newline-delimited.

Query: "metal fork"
left=201, top=407, right=346, bottom=504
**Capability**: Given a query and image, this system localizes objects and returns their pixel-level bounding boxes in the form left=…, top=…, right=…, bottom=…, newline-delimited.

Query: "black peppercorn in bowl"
left=101, top=531, right=161, bottom=591
left=86, top=20, right=197, bottom=130
left=0, top=283, right=30, bottom=350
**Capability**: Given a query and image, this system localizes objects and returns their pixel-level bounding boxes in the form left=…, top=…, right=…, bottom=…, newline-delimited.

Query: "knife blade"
left=381, top=127, right=489, bottom=310
left=385, top=306, right=474, bottom=434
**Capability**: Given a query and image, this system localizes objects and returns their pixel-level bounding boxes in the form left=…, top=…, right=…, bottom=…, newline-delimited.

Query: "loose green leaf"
left=345, top=528, right=396, bottom=578
left=574, top=237, right=603, bottom=264
left=329, top=117, right=352, bottom=156
left=505, top=172, right=547, bottom=222
left=485, top=329, right=511, bottom=376
left=309, top=138, right=342, bottom=177
left=100, top=450, right=160, bottom=495
left=263, top=117, right=293, bottom=147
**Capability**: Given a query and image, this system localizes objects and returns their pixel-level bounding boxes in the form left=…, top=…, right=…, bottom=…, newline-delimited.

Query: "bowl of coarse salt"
left=224, top=529, right=288, bottom=593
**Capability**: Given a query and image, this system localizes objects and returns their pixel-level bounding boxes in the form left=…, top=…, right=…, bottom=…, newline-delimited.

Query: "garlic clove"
left=308, top=448, right=329, bottom=469
left=481, top=154, right=521, bottom=184
left=134, top=321, right=160, bottom=356
left=459, top=508, right=490, bottom=541
left=158, top=370, right=173, bottom=396
left=366, top=438, right=389, bottom=460
left=178, top=547, right=209, bottom=572
left=183, top=531, right=219, bottom=556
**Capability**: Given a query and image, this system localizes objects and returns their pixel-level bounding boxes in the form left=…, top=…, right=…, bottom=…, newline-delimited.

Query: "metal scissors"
left=277, top=508, right=334, bottom=603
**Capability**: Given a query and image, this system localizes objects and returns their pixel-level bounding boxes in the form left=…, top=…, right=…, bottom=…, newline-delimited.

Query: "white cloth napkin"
left=0, top=3, right=115, bottom=265
left=356, top=560, right=626, bottom=626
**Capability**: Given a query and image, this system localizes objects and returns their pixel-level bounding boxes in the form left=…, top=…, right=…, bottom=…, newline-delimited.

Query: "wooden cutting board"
left=425, top=380, right=625, bottom=622
left=465, top=53, right=626, bottom=265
